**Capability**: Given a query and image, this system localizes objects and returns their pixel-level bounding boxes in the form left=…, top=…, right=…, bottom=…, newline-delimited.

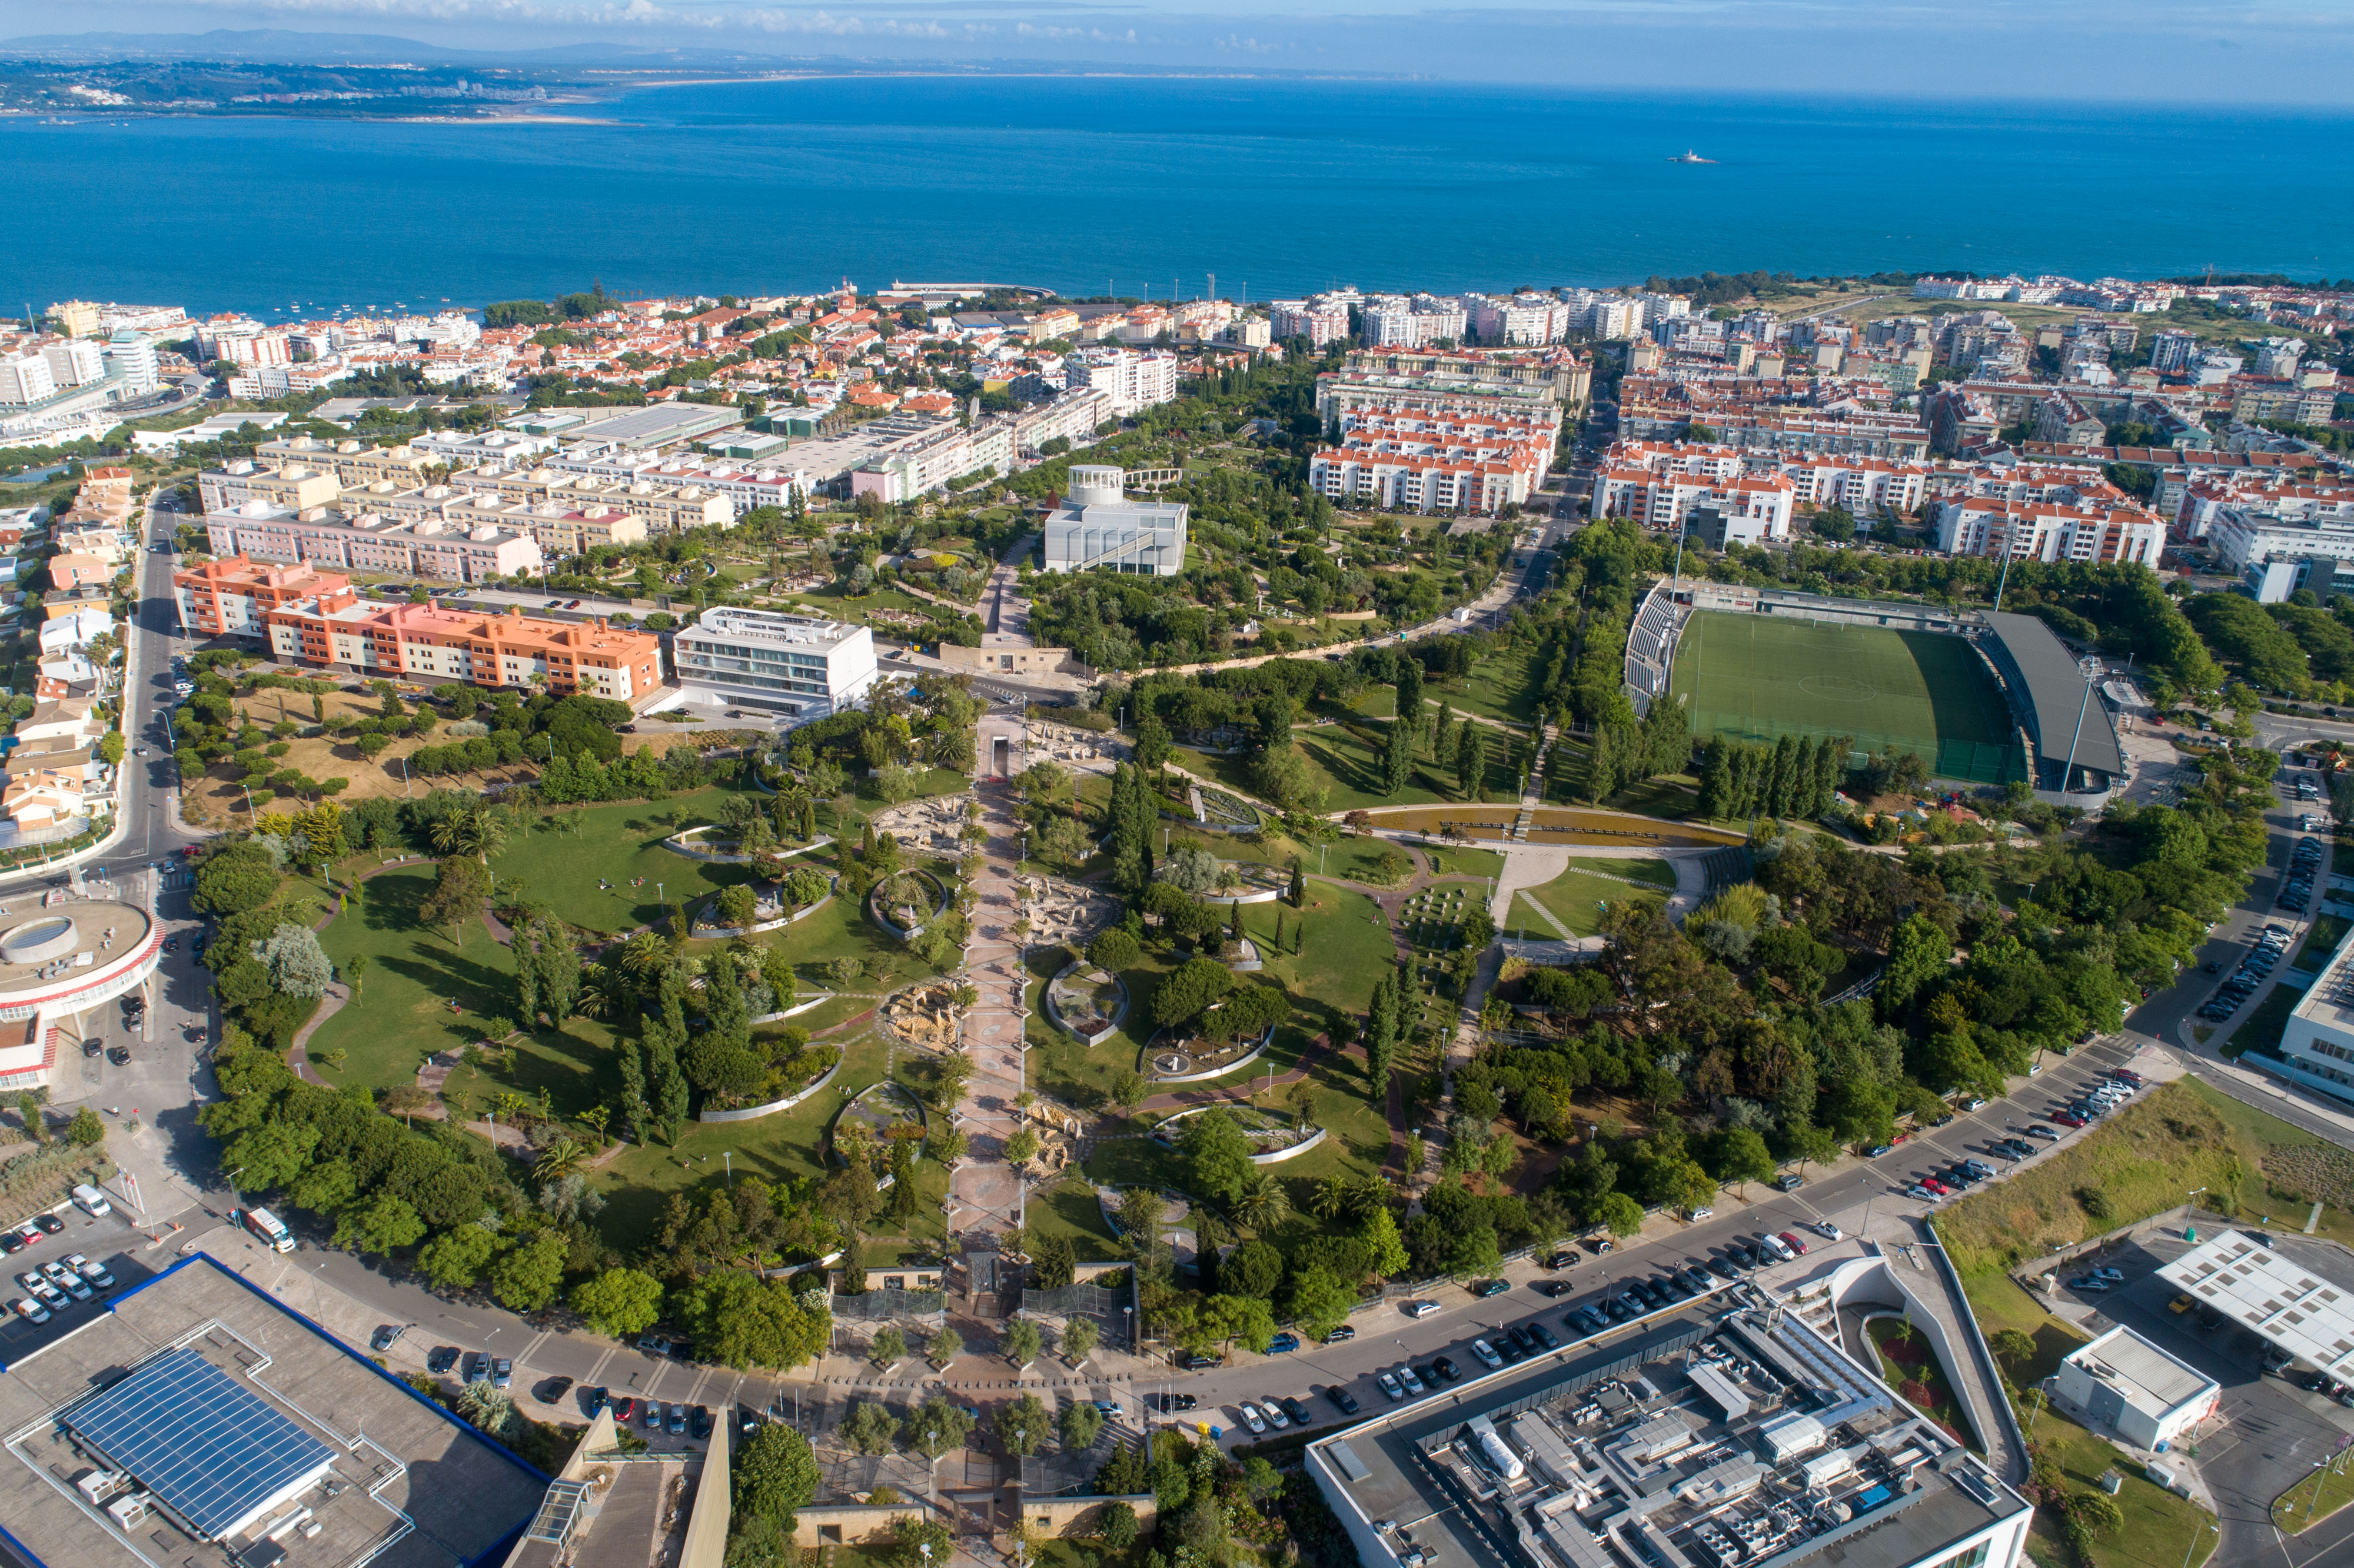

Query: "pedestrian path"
left=947, top=712, right=1029, bottom=1243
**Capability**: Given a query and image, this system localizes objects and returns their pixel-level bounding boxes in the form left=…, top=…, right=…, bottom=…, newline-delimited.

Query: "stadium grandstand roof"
left=1981, top=611, right=2124, bottom=781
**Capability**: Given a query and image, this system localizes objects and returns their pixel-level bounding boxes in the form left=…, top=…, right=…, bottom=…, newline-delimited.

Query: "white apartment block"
left=670, top=608, right=879, bottom=720
left=1064, top=348, right=1178, bottom=418
left=1312, top=404, right=1554, bottom=516
left=1013, top=387, right=1117, bottom=458
left=1596, top=469, right=1797, bottom=540
left=0, top=354, right=56, bottom=407
left=1934, top=498, right=2166, bottom=567
left=1467, top=293, right=1572, bottom=345
left=1362, top=295, right=1468, bottom=349
left=1042, top=466, right=1189, bottom=575
left=2206, top=508, right=2354, bottom=574
left=849, top=417, right=1016, bottom=504
left=39, top=340, right=105, bottom=389
left=104, top=329, right=159, bottom=397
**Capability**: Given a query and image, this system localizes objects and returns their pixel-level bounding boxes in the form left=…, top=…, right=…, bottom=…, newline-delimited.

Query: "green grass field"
left=1671, top=612, right=2023, bottom=783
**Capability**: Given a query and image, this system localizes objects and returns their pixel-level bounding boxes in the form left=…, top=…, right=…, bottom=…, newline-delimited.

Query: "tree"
left=253, top=922, right=333, bottom=998
left=870, top=1324, right=908, bottom=1366
left=1714, top=1127, right=1776, bottom=1197
left=1595, top=1191, right=1646, bottom=1239
left=926, top=1327, right=963, bottom=1366
left=892, top=1513, right=954, bottom=1567
left=841, top=1400, right=901, bottom=1457
left=909, top=1396, right=975, bottom=1464
left=1060, top=1399, right=1103, bottom=1453
left=994, top=1393, right=1050, bottom=1456
left=1151, top=956, right=1234, bottom=1028
left=571, top=1267, right=665, bottom=1338
left=1786, top=1121, right=1842, bottom=1175
left=1089, top=928, right=1140, bottom=971
left=1178, top=1108, right=1256, bottom=1207
left=1004, top=1317, right=1042, bottom=1366
left=1283, top=1266, right=1357, bottom=1340
left=1361, top=1207, right=1411, bottom=1280
left=2065, top=1491, right=2124, bottom=1541
left=417, top=1224, right=500, bottom=1289
left=1061, top=1316, right=1100, bottom=1365
left=65, top=1107, right=104, bottom=1147
left=1030, top=1231, right=1077, bottom=1290
left=333, top=1193, right=426, bottom=1256
left=224, top=1120, right=319, bottom=1191
left=675, top=1269, right=831, bottom=1369
left=488, top=1230, right=570, bottom=1311
left=344, top=952, right=369, bottom=1002
left=418, top=854, right=491, bottom=947
left=1382, top=713, right=1414, bottom=795
left=735, top=1423, right=822, bottom=1537
left=193, top=841, right=281, bottom=914
left=1099, top=1502, right=1140, bottom=1549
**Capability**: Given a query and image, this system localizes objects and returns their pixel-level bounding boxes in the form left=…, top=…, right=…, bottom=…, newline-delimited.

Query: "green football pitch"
left=1670, top=612, right=2027, bottom=784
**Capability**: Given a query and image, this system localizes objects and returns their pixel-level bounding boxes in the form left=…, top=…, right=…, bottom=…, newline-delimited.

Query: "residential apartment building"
left=541, top=477, right=732, bottom=535
left=203, top=500, right=545, bottom=582
left=1042, top=466, right=1190, bottom=575
left=1594, top=467, right=1797, bottom=541
left=1013, top=387, right=1117, bottom=458
left=1934, top=498, right=2166, bottom=566
left=1310, top=403, right=1556, bottom=515
left=1063, top=348, right=1179, bottom=417
left=173, top=557, right=356, bottom=638
left=1269, top=299, right=1351, bottom=347
left=849, top=417, right=1016, bottom=504
left=199, top=461, right=344, bottom=514
left=271, top=597, right=661, bottom=701
left=670, top=607, right=879, bottom=719
left=2206, top=507, right=2354, bottom=574
left=253, top=437, right=437, bottom=491
left=1361, top=294, right=1468, bottom=349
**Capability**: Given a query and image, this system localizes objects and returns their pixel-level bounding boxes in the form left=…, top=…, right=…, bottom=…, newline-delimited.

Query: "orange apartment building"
left=173, top=555, right=664, bottom=703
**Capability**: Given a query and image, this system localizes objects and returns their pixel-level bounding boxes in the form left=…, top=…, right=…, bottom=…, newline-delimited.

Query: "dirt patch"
left=2263, top=1143, right=2354, bottom=1210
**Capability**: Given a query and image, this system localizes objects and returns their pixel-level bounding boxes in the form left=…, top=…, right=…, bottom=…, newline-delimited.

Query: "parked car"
left=1431, top=1356, right=1462, bottom=1383
left=1261, top=1399, right=1291, bottom=1428
left=427, top=1346, right=460, bottom=1375
left=689, top=1406, right=713, bottom=1439
left=1777, top=1231, right=1810, bottom=1257
left=1396, top=1366, right=1425, bottom=1396
left=67, top=1254, right=111, bottom=1288
left=1774, top=1173, right=1804, bottom=1192
left=1375, top=1373, right=1404, bottom=1403
left=1906, top=1185, right=1939, bottom=1200
left=1864, top=1143, right=1891, bottom=1158
left=1473, top=1279, right=1511, bottom=1299
left=1182, top=1353, right=1222, bottom=1370
left=1266, top=1332, right=1300, bottom=1354
left=1402, top=1300, right=1441, bottom=1318
left=1325, top=1386, right=1361, bottom=1414
left=1322, top=1326, right=1356, bottom=1344
left=2069, top=1276, right=2112, bottom=1293
left=12, top=1296, right=49, bottom=1324
left=1533, top=1280, right=1572, bottom=1297
left=1279, top=1396, right=1314, bottom=1427
left=1471, top=1339, right=1504, bottom=1369
left=371, top=1324, right=406, bottom=1353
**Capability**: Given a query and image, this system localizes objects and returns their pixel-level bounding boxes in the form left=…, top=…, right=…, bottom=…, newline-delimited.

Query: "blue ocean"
left=6, top=76, right=2352, bottom=313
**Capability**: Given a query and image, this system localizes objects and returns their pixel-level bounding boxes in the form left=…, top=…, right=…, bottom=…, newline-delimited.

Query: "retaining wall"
left=1045, top=960, right=1127, bottom=1046
left=697, top=1056, right=842, bottom=1124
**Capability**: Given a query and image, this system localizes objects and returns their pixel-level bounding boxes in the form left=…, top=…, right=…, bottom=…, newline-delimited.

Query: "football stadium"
left=1625, top=584, right=2119, bottom=793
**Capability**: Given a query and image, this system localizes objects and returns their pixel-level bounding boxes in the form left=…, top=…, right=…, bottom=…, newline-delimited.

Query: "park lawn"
left=1419, top=842, right=1508, bottom=882
left=1028, top=1173, right=1125, bottom=1263
left=1286, top=721, right=1520, bottom=813
left=305, top=866, right=524, bottom=1093
left=1242, top=885, right=1398, bottom=1021
left=1425, top=645, right=1547, bottom=728
left=1026, top=941, right=1175, bottom=1114
left=491, top=790, right=768, bottom=937
left=2022, top=1400, right=2219, bottom=1568
left=852, top=766, right=970, bottom=808
left=1564, top=855, right=1676, bottom=889
left=1603, top=773, right=1704, bottom=820
left=1515, top=867, right=1658, bottom=940
left=717, top=887, right=947, bottom=997
left=584, top=1028, right=949, bottom=1260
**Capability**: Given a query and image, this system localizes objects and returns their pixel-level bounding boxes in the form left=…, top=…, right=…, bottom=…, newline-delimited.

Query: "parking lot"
left=2038, top=1219, right=2354, bottom=1559
left=0, top=1201, right=153, bottom=1360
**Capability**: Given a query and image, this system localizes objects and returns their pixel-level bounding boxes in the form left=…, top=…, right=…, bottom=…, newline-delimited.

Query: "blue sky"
left=5, top=0, right=2353, bottom=102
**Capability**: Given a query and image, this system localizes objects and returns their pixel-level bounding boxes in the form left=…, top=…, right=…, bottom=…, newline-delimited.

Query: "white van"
left=69, top=1184, right=111, bottom=1217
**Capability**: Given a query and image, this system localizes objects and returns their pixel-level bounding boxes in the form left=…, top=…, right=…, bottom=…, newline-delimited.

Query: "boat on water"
left=1670, top=149, right=1718, bottom=164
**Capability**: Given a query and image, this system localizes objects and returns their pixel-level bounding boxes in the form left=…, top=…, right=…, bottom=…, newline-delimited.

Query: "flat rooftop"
left=0, top=1253, right=548, bottom=1568
left=679, top=608, right=869, bottom=651
left=561, top=404, right=743, bottom=450
left=2158, top=1227, right=2354, bottom=1379
left=1307, top=1307, right=2029, bottom=1568
left=2062, top=1327, right=2217, bottom=1416
left=0, top=899, right=151, bottom=1000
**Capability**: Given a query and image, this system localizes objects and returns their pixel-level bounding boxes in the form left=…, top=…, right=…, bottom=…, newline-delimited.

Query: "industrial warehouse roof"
left=1981, top=611, right=2125, bottom=780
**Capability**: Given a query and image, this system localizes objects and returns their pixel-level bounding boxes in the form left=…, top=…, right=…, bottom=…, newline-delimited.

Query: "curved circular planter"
left=826, top=1081, right=930, bottom=1180
left=1139, top=1023, right=1275, bottom=1084
left=698, top=1055, right=842, bottom=1124
left=1149, top=1106, right=1328, bottom=1165
left=694, top=881, right=837, bottom=939
left=1046, top=960, right=1128, bottom=1047
left=867, top=868, right=949, bottom=940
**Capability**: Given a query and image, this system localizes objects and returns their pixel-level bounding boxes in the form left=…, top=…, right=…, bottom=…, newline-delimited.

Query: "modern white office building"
left=1040, top=466, right=1189, bottom=577
left=667, top=607, right=879, bottom=721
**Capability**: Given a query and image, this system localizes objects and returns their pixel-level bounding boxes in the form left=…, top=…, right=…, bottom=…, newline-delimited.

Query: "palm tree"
left=534, top=1136, right=587, bottom=1181
left=431, top=804, right=508, bottom=864
left=1347, top=1174, right=1395, bottom=1220
left=1309, top=1173, right=1351, bottom=1221
left=617, top=931, right=668, bottom=984
left=1232, top=1171, right=1289, bottom=1232
left=574, top=963, right=614, bottom=1019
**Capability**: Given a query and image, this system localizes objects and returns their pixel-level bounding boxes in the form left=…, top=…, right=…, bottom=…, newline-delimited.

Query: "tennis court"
left=1671, top=612, right=2026, bottom=784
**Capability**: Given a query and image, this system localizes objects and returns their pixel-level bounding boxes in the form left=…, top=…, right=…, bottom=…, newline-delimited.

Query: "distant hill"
left=0, top=29, right=814, bottom=68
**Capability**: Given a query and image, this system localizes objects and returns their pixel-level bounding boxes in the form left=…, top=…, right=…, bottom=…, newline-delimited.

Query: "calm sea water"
left=6, top=77, right=2352, bottom=314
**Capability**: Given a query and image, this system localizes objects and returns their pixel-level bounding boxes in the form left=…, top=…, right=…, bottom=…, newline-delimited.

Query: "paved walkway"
left=947, top=711, right=1030, bottom=1241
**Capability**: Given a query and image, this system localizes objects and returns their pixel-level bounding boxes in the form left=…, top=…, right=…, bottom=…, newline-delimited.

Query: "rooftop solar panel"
left=63, top=1346, right=338, bottom=1541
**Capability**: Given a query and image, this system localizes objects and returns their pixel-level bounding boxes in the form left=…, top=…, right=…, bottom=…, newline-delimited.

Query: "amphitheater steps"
left=1510, top=723, right=1560, bottom=840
